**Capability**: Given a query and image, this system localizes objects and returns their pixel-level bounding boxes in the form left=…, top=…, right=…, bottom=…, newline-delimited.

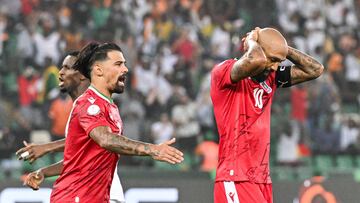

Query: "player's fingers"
left=24, top=178, right=34, bottom=188
left=172, top=153, right=184, bottom=162
left=29, top=157, right=36, bottom=164
left=164, top=153, right=183, bottom=164
left=35, top=170, right=44, bottom=182
left=26, top=180, right=39, bottom=190
left=170, top=147, right=183, bottom=157
left=16, top=147, right=29, bottom=156
left=26, top=154, right=35, bottom=162
left=19, top=151, right=30, bottom=160
left=161, top=157, right=176, bottom=165
left=164, top=138, right=176, bottom=146
left=23, top=140, right=29, bottom=146
left=169, top=154, right=182, bottom=164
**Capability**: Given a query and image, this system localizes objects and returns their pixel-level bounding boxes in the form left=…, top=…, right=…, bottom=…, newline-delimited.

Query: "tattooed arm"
left=287, top=46, right=324, bottom=85
left=89, top=126, right=183, bottom=164
left=231, top=28, right=267, bottom=83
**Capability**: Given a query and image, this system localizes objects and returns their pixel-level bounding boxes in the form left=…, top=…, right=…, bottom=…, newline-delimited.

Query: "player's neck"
left=90, top=83, right=112, bottom=99
left=70, top=82, right=90, bottom=100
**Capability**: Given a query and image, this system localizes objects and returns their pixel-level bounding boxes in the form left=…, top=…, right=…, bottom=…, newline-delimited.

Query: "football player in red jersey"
left=43, top=42, right=183, bottom=203
left=17, top=51, right=127, bottom=202
left=211, top=27, right=324, bottom=203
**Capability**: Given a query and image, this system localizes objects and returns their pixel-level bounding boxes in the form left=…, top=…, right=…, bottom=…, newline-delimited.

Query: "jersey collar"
left=88, top=85, right=113, bottom=103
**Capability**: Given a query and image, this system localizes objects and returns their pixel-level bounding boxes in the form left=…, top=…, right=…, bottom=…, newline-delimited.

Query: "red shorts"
left=214, top=181, right=273, bottom=203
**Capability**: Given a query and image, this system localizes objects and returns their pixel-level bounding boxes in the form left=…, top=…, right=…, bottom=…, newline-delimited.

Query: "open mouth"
left=117, top=75, right=126, bottom=86
left=58, top=77, right=64, bottom=87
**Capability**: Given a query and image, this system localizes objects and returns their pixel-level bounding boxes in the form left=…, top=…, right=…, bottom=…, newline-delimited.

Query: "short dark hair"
left=73, top=42, right=122, bottom=79
left=67, top=51, right=79, bottom=57
left=58, top=51, right=80, bottom=70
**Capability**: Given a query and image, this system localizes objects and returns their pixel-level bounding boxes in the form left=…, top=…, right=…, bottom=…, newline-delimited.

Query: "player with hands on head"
left=211, top=27, right=324, bottom=203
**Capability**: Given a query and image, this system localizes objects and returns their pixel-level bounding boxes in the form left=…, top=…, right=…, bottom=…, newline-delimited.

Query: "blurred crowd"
left=0, top=0, right=359, bottom=176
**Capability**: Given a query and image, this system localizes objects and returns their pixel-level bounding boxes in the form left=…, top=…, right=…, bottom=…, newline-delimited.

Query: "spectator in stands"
left=340, top=115, right=360, bottom=153
left=48, top=93, right=72, bottom=140
left=171, top=91, right=200, bottom=157
left=151, top=113, right=174, bottom=144
left=195, top=140, right=219, bottom=172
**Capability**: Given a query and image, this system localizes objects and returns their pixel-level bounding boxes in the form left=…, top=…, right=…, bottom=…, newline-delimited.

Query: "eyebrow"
left=114, top=60, right=126, bottom=64
left=270, top=56, right=284, bottom=62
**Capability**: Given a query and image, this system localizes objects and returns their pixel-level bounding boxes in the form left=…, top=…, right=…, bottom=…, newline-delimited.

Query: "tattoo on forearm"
left=287, top=46, right=324, bottom=84
left=287, top=47, right=321, bottom=69
left=90, top=126, right=159, bottom=156
left=231, top=45, right=266, bottom=82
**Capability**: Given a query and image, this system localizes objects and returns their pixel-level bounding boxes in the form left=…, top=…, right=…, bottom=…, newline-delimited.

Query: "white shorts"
left=110, top=165, right=125, bottom=203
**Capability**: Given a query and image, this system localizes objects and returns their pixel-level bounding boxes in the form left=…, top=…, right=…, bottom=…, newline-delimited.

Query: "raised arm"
left=230, top=28, right=267, bottom=83
left=16, top=139, right=66, bottom=163
left=24, top=160, right=63, bottom=190
left=89, top=126, right=183, bottom=164
left=287, top=46, right=324, bottom=85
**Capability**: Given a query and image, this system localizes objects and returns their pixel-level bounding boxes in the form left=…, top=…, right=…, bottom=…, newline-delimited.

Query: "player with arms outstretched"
left=211, top=27, right=324, bottom=203
left=20, top=42, right=183, bottom=203
left=17, top=51, right=125, bottom=203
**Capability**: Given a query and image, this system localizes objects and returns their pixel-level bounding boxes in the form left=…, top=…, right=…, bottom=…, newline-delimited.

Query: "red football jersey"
left=50, top=86, right=123, bottom=203
left=210, top=59, right=277, bottom=183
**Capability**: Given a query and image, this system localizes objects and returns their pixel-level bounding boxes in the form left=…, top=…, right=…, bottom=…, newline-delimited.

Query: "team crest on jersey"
left=87, top=104, right=100, bottom=115
left=260, top=81, right=272, bottom=94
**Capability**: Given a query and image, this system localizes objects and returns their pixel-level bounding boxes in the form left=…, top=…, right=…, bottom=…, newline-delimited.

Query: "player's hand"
left=16, top=141, right=48, bottom=164
left=242, top=27, right=261, bottom=51
left=24, top=170, right=45, bottom=190
left=150, top=138, right=184, bottom=164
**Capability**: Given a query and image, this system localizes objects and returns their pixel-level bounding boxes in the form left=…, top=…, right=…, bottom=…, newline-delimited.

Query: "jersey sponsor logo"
left=87, top=104, right=100, bottom=115
left=253, top=88, right=264, bottom=109
left=279, top=66, right=286, bottom=71
left=260, top=81, right=272, bottom=93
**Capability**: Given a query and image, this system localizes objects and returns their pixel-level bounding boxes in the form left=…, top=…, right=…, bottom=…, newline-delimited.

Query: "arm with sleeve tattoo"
left=230, top=40, right=267, bottom=83
left=230, top=28, right=267, bottom=83
left=287, top=46, right=324, bottom=85
left=89, top=126, right=183, bottom=164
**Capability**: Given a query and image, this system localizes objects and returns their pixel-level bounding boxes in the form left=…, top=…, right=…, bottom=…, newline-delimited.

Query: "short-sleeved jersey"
left=50, top=86, right=123, bottom=203
left=210, top=59, right=278, bottom=183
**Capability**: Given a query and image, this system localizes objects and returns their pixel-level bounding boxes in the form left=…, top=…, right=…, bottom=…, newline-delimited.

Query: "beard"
left=112, top=85, right=125, bottom=94
left=60, top=87, right=67, bottom=93
left=111, top=74, right=126, bottom=94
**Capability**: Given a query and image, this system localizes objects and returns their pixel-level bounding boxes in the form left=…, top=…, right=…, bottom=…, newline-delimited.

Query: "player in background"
left=211, top=27, right=324, bottom=203
left=16, top=51, right=126, bottom=203
left=47, top=42, right=183, bottom=203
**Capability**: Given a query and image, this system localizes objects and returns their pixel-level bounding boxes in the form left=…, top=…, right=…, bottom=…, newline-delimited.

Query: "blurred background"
left=0, top=0, right=359, bottom=202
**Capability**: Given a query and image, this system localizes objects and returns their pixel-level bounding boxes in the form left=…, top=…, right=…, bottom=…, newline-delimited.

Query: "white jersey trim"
left=64, top=94, right=84, bottom=137
left=110, top=165, right=125, bottom=202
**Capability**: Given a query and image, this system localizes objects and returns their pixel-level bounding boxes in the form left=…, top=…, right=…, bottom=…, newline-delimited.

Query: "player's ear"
left=79, top=74, right=87, bottom=81
left=93, top=63, right=104, bottom=77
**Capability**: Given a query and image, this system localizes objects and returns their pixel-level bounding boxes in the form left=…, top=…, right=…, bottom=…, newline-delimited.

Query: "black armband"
left=275, top=66, right=292, bottom=88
